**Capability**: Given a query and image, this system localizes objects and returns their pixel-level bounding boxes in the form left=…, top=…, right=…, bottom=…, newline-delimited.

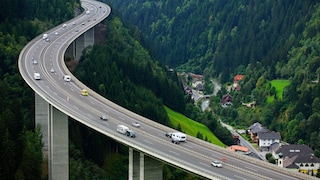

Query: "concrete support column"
left=84, top=27, right=94, bottom=47
left=129, top=148, right=133, bottom=180
left=144, top=154, right=163, bottom=180
left=48, top=105, right=69, bottom=180
left=140, top=152, right=145, bottom=180
left=35, top=94, right=69, bottom=180
left=68, top=27, right=95, bottom=61
left=129, top=148, right=163, bottom=180
left=35, top=93, right=49, bottom=159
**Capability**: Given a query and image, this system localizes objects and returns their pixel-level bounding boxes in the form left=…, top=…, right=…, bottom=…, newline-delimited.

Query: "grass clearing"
left=267, top=79, right=290, bottom=102
left=164, top=106, right=225, bottom=147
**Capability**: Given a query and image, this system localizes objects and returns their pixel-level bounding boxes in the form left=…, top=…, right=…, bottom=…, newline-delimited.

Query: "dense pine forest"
left=2, top=0, right=320, bottom=179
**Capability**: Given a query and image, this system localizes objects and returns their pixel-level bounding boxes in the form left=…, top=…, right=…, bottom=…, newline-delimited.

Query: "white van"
left=171, top=132, right=186, bottom=142
left=117, top=125, right=129, bottom=134
left=63, top=75, right=71, bottom=82
left=117, top=125, right=135, bottom=138
left=34, top=73, right=41, bottom=80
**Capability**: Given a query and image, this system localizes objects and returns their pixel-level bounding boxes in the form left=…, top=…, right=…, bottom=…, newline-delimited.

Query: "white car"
left=32, top=59, right=38, bottom=64
left=211, top=160, right=222, bottom=168
left=50, top=68, right=55, bottom=73
left=100, top=114, right=108, bottom=121
left=131, top=122, right=140, bottom=127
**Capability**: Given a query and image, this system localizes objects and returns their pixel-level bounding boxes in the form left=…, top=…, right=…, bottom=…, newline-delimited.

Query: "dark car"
left=165, top=132, right=172, bottom=138
left=172, top=139, right=180, bottom=144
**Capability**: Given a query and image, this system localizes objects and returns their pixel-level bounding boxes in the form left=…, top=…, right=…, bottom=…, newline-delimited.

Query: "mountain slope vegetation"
left=105, top=0, right=320, bottom=157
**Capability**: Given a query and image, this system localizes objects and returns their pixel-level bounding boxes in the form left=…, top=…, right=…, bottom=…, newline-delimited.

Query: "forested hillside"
left=104, top=0, right=315, bottom=81
left=0, top=0, right=78, bottom=179
left=104, top=0, right=320, bottom=158
left=74, top=16, right=186, bottom=123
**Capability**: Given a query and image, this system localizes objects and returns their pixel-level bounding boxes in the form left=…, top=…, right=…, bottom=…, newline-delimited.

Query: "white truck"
left=34, top=73, right=41, bottom=80
left=171, top=132, right=186, bottom=142
left=117, top=125, right=135, bottom=138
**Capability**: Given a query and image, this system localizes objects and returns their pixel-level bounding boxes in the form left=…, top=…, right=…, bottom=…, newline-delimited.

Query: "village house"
left=248, top=122, right=268, bottom=143
left=221, top=94, right=233, bottom=107
left=272, top=144, right=320, bottom=176
left=257, top=131, right=281, bottom=151
left=227, top=145, right=249, bottom=154
left=232, top=74, right=244, bottom=91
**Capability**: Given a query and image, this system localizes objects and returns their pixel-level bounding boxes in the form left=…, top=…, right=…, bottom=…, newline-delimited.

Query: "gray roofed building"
left=272, top=144, right=320, bottom=175
left=248, top=122, right=269, bottom=143
left=257, top=131, right=281, bottom=150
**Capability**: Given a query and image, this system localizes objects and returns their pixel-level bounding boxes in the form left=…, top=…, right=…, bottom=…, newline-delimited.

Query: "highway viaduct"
left=18, top=0, right=318, bottom=180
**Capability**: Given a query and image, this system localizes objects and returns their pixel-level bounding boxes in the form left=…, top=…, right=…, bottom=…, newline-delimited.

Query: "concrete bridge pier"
left=129, top=148, right=163, bottom=180
left=66, top=27, right=95, bottom=61
left=35, top=94, right=69, bottom=180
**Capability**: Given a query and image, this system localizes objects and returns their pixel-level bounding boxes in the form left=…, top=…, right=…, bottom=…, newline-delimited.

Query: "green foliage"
left=0, top=0, right=81, bottom=179
left=75, top=16, right=188, bottom=125
left=165, top=106, right=225, bottom=147
left=105, top=0, right=320, bottom=154
left=268, top=80, right=290, bottom=102
left=105, top=0, right=314, bottom=81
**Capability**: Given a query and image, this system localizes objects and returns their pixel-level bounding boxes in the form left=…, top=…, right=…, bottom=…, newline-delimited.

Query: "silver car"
left=131, top=122, right=140, bottom=127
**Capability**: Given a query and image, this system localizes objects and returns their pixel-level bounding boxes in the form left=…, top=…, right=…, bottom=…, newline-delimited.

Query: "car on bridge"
left=131, top=122, right=140, bottom=127
left=100, top=114, right=108, bottom=121
left=211, top=160, right=222, bottom=168
left=33, top=59, right=38, bottom=65
left=165, top=132, right=172, bottom=138
left=81, top=89, right=88, bottom=96
left=172, top=138, right=180, bottom=144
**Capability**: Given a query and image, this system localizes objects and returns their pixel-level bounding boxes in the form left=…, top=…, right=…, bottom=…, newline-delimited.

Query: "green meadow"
left=164, top=106, right=225, bottom=147
left=267, top=79, right=290, bottom=102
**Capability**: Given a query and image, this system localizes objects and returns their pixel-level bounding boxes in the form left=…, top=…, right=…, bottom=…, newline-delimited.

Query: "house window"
left=311, top=163, right=314, bottom=167
left=300, top=163, right=303, bottom=167
left=305, top=164, right=309, bottom=167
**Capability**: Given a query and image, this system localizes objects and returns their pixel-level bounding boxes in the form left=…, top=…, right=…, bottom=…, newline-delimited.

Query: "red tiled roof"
left=227, top=145, right=249, bottom=152
left=234, top=74, right=244, bottom=81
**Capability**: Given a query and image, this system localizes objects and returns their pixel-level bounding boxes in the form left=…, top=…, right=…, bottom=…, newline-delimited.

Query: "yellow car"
left=81, top=89, right=88, bottom=96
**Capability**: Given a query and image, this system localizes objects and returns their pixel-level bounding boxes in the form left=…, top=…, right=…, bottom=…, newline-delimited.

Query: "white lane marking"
left=183, top=143, right=193, bottom=149
left=103, top=109, right=109, bottom=113
left=90, top=101, right=95, bottom=105
left=118, top=116, right=125, bottom=120
left=144, top=140, right=152, bottom=144
left=169, top=150, right=180, bottom=156
left=245, top=166, right=257, bottom=171
left=199, top=162, right=210, bottom=167
left=234, top=175, right=247, bottom=180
